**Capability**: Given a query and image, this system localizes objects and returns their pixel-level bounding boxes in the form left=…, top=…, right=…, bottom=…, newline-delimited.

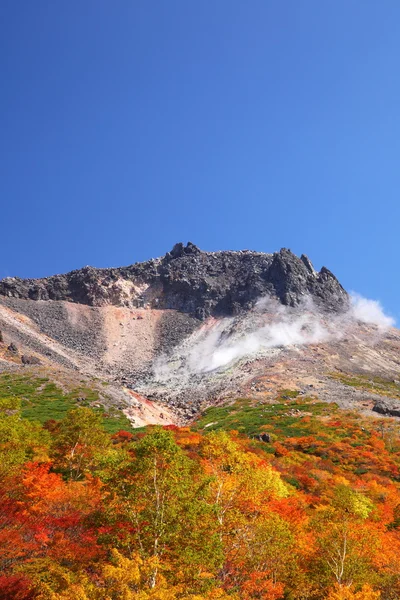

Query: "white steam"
left=349, top=294, right=395, bottom=329
left=191, top=308, right=331, bottom=373
left=153, top=294, right=395, bottom=381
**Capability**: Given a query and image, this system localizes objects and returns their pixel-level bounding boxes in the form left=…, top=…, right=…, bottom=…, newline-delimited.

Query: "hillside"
left=2, top=245, right=400, bottom=599
left=0, top=244, right=399, bottom=427
left=2, top=377, right=400, bottom=598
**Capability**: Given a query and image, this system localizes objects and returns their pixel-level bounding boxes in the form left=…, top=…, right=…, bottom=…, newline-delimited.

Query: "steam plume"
left=153, top=293, right=395, bottom=380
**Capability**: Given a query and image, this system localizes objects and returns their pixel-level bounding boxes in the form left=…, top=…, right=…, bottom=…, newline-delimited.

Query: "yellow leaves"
left=197, top=571, right=215, bottom=579
left=201, top=430, right=288, bottom=515
left=100, top=551, right=182, bottom=600
left=332, top=484, right=374, bottom=520
left=181, top=589, right=237, bottom=600
left=52, top=407, right=111, bottom=480
left=244, top=457, right=289, bottom=501
left=201, top=430, right=247, bottom=469
left=349, top=494, right=374, bottom=521
left=0, top=406, right=50, bottom=479
left=47, top=584, right=92, bottom=600
left=334, top=476, right=352, bottom=487
left=325, top=584, right=380, bottom=600
left=16, top=559, right=96, bottom=600
left=102, top=549, right=142, bottom=597
left=317, top=483, right=374, bottom=524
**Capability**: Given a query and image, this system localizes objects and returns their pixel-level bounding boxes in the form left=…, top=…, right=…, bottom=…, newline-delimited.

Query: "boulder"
left=7, top=342, right=18, bottom=354
left=256, top=433, right=271, bottom=443
left=373, top=399, right=400, bottom=418
left=21, top=354, right=42, bottom=365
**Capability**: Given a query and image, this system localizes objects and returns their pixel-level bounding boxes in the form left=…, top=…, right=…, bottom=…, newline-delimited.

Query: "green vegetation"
left=97, top=406, right=134, bottom=434
left=330, top=371, right=400, bottom=398
left=194, top=390, right=400, bottom=479
left=194, top=391, right=338, bottom=439
left=0, top=372, right=133, bottom=434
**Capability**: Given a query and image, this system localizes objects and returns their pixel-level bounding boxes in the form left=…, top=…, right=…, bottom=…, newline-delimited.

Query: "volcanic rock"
left=0, top=245, right=348, bottom=319
left=373, top=399, right=400, bottom=418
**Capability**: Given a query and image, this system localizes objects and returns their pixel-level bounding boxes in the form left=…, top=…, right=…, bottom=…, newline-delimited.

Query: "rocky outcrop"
left=373, top=399, right=400, bottom=418
left=0, top=244, right=348, bottom=319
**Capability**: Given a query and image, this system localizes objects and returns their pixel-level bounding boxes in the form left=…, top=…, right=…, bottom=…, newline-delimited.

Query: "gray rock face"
left=373, top=399, right=400, bottom=418
left=0, top=244, right=348, bottom=318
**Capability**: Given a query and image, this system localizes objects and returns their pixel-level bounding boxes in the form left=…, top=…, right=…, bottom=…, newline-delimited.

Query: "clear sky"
left=1, top=2, right=399, bottom=319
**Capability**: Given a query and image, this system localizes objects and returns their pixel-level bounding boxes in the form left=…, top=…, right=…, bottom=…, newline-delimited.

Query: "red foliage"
left=241, top=571, right=284, bottom=599
left=112, top=430, right=134, bottom=442
left=0, top=575, right=34, bottom=600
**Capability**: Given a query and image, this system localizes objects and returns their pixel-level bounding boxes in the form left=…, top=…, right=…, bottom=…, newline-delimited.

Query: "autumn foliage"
left=2, top=398, right=400, bottom=599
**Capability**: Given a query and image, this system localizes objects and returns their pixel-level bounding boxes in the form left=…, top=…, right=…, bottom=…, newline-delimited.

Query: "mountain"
left=0, top=243, right=347, bottom=316
left=3, top=244, right=400, bottom=599
left=0, top=243, right=399, bottom=427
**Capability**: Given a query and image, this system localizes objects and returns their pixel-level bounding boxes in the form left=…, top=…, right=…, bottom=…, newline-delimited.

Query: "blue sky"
left=1, top=2, right=399, bottom=319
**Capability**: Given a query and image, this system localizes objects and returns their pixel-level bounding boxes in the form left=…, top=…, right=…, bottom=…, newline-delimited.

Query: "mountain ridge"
left=0, top=243, right=348, bottom=319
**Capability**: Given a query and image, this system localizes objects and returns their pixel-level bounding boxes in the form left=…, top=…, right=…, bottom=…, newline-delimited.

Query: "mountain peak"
left=0, top=245, right=347, bottom=318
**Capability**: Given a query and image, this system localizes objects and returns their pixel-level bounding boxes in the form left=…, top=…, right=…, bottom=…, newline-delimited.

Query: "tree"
left=0, top=397, right=49, bottom=481
left=106, top=427, right=222, bottom=592
left=199, top=431, right=290, bottom=589
left=312, top=484, right=378, bottom=589
left=325, top=583, right=380, bottom=600
left=241, top=571, right=284, bottom=600
left=101, top=548, right=142, bottom=599
left=51, top=408, right=110, bottom=480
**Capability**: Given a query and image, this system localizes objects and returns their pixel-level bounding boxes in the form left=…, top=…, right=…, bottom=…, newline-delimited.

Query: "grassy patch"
left=96, top=406, right=133, bottom=434
left=0, top=373, right=133, bottom=433
left=193, top=392, right=336, bottom=439
left=330, top=372, right=400, bottom=398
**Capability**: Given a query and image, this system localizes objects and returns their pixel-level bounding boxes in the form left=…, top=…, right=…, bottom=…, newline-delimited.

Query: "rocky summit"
left=0, top=243, right=348, bottom=318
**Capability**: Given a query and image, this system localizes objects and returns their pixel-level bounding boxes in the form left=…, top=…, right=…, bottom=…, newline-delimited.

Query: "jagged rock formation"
left=0, top=244, right=348, bottom=318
